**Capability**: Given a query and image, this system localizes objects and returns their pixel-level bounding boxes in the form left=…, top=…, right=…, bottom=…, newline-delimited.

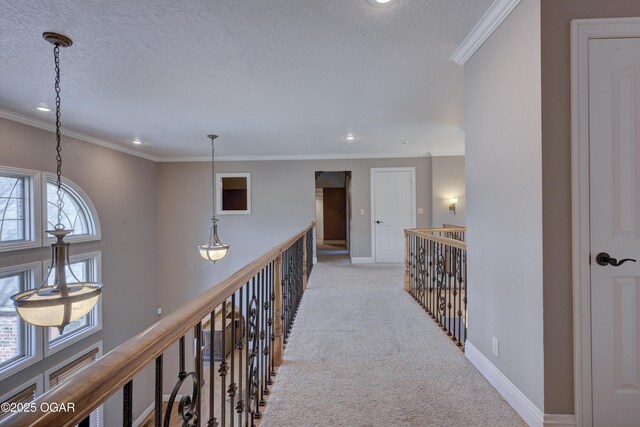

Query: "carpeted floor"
left=260, top=257, right=526, bottom=427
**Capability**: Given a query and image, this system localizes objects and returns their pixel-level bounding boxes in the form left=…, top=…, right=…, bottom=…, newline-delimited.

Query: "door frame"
left=571, top=17, right=640, bottom=427
left=370, top=167, right=416, bottom=263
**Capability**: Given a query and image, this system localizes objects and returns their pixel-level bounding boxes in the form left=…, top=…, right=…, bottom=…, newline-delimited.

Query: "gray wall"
left=540, top=0, right=640, bottom=413
left=157, top=157, right=432, bottom=314
left=465, top=0, right=544, bottom=411
left=0, top=117, right=158, bottom=425
left=431, top=156, right=465, bottom=227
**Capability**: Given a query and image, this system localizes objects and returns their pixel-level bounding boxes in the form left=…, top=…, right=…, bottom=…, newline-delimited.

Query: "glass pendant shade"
left=12, top=229, right=102, bottom=332
left=199, top=219, right=229, bottom=262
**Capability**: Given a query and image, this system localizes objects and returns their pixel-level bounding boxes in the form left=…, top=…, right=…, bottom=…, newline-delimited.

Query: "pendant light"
left=198, top=134, right=229, bottom=262
left=11, top=33, right=103, bottom=334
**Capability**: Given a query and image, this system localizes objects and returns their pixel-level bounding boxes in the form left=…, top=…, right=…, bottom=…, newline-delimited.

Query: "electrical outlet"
left=492, top=337, right=499, bottom=357
left=157, top=307, right=162, bottom=316
left=360, top=209, right=365, bottom=215
left=417, top=208, right=424, bottom=214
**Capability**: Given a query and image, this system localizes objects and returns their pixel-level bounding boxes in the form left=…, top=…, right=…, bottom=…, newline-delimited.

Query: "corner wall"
left=431, top=156, right=465, bottom=226
left=464, top=0, right=544, bottom=411
left=0, top=117, right=158, bottom=425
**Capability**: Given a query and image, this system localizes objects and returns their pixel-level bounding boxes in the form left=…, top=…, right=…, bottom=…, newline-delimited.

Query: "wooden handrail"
left=1, top=222, right=314, bottom=427
left=405, top=228, right=466, bottom=250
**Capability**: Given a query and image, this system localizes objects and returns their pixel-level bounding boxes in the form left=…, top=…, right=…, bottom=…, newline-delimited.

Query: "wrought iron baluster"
left=260, top=266, right=268, bottom=404
left=244, top=279, right=251, bottom=427
left=236, top=287, right=244, bottom=425
left=155, top=355, right=163, bottom=427
left=209, top=308, right=218, bottom=427
left=269, top=261, right=276, bottom=382
left=164, top=336, right=199, bottom=427
left=219, top=302, right=228, bottom=426
left=447, top=245, right=453, bottom=337
left=430, top=239, right=436, bottom=319
left=123, top=380, right=133, bottom=427
left=252, top=276, right=262, bottom=420
left=229, top=293, right=237, bottom=426
left=195, top=322, right=203, bottom=427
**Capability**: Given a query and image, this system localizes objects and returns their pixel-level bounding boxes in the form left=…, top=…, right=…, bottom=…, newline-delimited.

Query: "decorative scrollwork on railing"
left=406, top=230, right=467, bottom=350
left=164, top=371, right=199, bottom=427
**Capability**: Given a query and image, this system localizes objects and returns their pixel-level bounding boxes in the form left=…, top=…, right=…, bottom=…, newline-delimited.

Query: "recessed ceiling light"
left=376, top=0, right=392, bottom=3
left=346, top=135, right=355, bottom=141
left=132, top=139, right=143, bottom=145
left=401, top=140, right=409, bottom=145
left=36, top=106, right=50, bottom=112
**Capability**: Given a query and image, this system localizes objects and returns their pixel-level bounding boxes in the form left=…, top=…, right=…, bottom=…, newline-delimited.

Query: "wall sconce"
left=449, top=197, right=458, bottom=215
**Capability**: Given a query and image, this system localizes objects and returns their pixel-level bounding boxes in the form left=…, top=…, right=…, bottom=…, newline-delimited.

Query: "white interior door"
left=372, top=168, right=415, bottom=263
left=589, top=37, right=640, bottom=426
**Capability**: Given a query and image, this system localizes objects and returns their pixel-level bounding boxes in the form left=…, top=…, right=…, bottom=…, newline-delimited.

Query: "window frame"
left=0, top=262, right=44, bottom=381
left=44, top=341, right=103, bottom=427
left=0, top=166, right=42, bottom=253
left=216, top=172, right=252, bottom=215
left=0, top=374, right=43, bottom=419
left=43, top=251, right=103, bottom=357
left=41, top=173, right=101, bottom=245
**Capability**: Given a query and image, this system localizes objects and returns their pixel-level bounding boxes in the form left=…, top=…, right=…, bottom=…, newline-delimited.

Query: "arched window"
left=43, top=174, right=101, bottom=243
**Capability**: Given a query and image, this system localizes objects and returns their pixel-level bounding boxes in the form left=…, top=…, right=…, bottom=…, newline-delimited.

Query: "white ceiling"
left=0, top=0, right=491, bottom=160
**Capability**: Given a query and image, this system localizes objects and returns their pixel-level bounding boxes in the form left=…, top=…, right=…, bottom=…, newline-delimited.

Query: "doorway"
left=315, top=171, right=351, bottom=261
left=572, top=19, right=640, bottom=426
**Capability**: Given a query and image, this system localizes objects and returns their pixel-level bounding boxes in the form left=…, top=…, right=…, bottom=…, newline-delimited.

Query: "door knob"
left=595, top=252, right=637, bottom=267
left=376, top=220, right=382, bottom=224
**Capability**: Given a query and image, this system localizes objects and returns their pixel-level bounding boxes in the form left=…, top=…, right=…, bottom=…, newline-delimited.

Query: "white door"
left=589, top=37, right=640, bottom=426
left=371, top=168, right=415, bottom=263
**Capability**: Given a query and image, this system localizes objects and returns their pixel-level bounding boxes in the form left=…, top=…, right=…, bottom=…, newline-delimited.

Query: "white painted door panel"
left=373, top=170, right=414, bottom=263
left=589, top=38, right=640, bottom=427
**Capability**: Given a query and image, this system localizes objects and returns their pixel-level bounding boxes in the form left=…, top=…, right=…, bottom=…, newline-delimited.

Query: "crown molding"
left=158, top=150, right=464, bottom=162
left=0, top=108, right=465, bottom=163
left=450, top=0, right=522, bottom=65
left=0, top=108, right=159, bottom=162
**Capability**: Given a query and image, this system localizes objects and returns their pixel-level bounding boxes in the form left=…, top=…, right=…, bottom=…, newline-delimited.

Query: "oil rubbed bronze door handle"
left=595, top=252, right=637, bottom=267
left=376, top=220, right=382, bottom=224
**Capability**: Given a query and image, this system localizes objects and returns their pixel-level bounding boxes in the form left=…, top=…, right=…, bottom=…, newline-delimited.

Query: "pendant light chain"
left=53, top=43, right=65, bottom=230
left=210, top=136, right=216, bottom=220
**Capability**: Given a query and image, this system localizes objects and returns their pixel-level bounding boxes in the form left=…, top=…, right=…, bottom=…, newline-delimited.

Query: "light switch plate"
left=492, top=337, right=499, bottom=357
left=417, top=208, right=424, bottom=214
left=360, top=209, right=365, bottom=215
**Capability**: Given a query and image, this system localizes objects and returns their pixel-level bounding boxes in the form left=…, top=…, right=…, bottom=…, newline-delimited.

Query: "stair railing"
left=405, top=227, right=467, bottom=349
left=1, top=223, right=314, bottom=427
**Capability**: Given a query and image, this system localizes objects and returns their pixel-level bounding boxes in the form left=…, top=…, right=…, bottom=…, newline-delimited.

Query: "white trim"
left=41, top=173, right=102, bottom=244
left=158, top=150, right=465, bottom=162
left=44, top=341, right=104, bottom=427
left=350, top=257, right=374, bottom=264
left=312, top=256, right=318, bottom=265
left=133, top=401, right=155, bottom=427
left=465, top=341, right=576, bottom=427
left=215, top=172, right=252, bottom=215
left=370, top=167, right=416, bottom=263
left=0, top=262, right=44, bottom=382
left=0, top=374, right=44, bottom=404
left=0, top=108, right=467, bottom=163
left=43, top=251, right=103, bottom=357
left=0, top=108, right=158, bottom=162
left=570, top=17, right=640, bottom=427
left=133, top=394, right=187, bottom=427
left=450, top=0, right=523, bottom=65
left=0, top=166, right=42, bottom=253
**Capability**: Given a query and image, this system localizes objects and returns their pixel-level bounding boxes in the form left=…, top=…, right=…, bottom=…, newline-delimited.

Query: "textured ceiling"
left=0, top=0, right=491, bottom=159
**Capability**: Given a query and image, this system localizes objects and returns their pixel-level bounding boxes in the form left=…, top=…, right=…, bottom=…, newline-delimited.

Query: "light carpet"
left=260, top=258, right=526, bottom=427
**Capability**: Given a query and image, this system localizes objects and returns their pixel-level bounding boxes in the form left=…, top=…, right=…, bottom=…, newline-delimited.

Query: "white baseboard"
left=351, top=257, right=374, bottom=264
left=133, top=394, right=186, bottom=427
left=465, top=341, right=575, bottom=427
